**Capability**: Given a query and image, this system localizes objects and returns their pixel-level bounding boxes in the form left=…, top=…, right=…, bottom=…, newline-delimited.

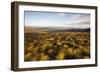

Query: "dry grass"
left=24, top=32, right=90, bottom=61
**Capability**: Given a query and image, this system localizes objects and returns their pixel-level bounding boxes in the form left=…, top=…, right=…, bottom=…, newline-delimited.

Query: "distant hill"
left=49, top=28, right=90, bottom=32
left=25, top=26, right=90, bottom=33
left=25, top=26, right=48, bottom=33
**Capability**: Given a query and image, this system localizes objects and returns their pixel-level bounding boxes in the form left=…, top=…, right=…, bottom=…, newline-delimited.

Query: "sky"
left=24, top=11, right=90, bottom=29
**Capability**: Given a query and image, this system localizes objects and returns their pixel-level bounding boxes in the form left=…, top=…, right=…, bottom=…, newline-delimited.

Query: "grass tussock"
left=24, top=32, right=90, bottom=61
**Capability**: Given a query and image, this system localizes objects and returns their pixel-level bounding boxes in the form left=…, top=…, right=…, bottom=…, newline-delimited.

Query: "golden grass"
left=24, top=32, right=90, bottom=61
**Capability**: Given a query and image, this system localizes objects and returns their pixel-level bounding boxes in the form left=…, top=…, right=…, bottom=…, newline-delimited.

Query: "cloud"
left=63, top=14, right=90, bottom=29
left=57, top=13, right=65, bottom=17
left=25, top=11, right=90, bottom=29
